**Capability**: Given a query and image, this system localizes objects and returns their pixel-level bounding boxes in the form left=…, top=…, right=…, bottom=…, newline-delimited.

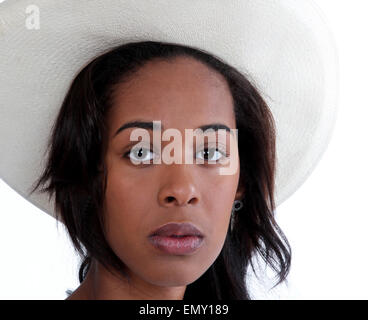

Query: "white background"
left=1, top=0, right=368, bottom=299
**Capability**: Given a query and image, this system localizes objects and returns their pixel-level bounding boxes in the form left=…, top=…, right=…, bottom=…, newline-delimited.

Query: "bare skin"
left=67, top=56, right=244, bottom=300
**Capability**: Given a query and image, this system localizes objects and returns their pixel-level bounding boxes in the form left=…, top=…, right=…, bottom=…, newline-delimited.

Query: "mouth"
left=148, top=235, right=204, bottom=255
left=149, top=222, right=204, bottom=238
left=148, top=222, right=204, bottom=255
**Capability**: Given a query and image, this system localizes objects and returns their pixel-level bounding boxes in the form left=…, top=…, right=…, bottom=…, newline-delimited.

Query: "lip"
left=149, top=222, right=204, bottom=237
left=148, top=222, right=205, bottom=255
left=148, top=235, right=204, bottom=255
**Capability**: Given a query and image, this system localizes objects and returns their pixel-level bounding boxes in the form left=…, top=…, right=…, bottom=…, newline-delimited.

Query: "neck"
left=66, top=259, right=187, bottom=300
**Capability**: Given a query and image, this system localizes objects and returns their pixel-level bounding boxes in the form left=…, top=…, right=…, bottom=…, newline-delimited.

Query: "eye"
left=124, top=146, right=157, bottom=163
left=196, top=147, right=229, bottom=162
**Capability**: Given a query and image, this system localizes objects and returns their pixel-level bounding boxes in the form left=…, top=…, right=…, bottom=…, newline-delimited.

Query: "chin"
left=141, top=266, right=207, bottom=287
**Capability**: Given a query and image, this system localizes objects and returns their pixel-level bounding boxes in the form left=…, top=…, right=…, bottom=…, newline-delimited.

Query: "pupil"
left=204, top=149, right=215, bottom=159
left=137, top=148, right=144, bottom=158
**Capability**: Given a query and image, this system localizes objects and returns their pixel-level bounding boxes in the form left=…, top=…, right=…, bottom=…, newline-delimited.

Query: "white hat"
left=0, top=0, right=338, bottom=219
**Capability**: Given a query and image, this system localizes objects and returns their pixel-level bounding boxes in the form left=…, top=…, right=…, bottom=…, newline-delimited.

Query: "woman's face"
left=103, top=56, right=243, bottom=288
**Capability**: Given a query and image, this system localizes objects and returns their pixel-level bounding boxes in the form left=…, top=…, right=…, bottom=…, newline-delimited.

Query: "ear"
left=235, top=183, right=245, bottom=201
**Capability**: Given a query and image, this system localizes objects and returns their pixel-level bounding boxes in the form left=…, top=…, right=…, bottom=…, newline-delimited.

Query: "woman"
left=0, top=0, right=338, bottom=299
left=30, top=40, right=291, bottom=299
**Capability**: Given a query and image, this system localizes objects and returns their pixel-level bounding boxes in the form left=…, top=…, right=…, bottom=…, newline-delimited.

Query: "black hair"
left=31, top=40, right=291, bottom=299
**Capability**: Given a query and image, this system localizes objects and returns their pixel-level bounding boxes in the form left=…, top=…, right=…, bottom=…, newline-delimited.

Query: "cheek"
left=102, top=168, right=153, bottom=262
left=204, top=177, right=239, bottom=247
left=104, top=161, right=155, bottom=221
left=104, top=170, right=137, bottom=226
left=194, top=166, right=240, bottom=268
left=206, top=156, right=241, bottom=233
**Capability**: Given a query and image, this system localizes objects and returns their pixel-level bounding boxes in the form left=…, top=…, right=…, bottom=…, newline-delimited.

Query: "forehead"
left=106, top=56, right=235, bottom=138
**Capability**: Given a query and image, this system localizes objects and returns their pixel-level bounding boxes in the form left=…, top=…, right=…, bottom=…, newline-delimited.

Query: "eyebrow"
left=113, top=120, right=233, bottom=138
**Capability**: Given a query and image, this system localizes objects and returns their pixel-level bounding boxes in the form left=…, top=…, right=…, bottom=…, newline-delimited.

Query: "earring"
left=230, top=199, right=243, bottom=232
left=232, top=199, right=244, bottom=212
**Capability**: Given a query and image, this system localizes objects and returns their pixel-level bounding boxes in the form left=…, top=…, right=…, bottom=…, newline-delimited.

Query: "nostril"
left=163, top=196, right=198, bottom=205
left=188, top=197, right=198, bottom=205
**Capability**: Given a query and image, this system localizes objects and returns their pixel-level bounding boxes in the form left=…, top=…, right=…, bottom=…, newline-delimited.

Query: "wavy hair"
left=31, top=40, right=291, bottom=300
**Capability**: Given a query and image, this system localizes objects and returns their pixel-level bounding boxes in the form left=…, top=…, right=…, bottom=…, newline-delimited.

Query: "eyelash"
left=122, top=146, right=230, bottom=164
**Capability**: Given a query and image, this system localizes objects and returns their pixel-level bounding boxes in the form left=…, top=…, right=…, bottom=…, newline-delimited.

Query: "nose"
left=157, top=164, right=200, bottom=207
